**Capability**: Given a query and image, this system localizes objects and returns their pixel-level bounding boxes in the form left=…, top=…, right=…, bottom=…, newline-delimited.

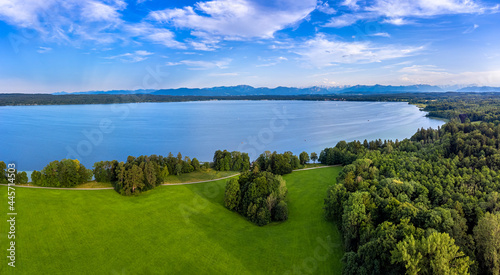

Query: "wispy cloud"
left=0, top=0, right=127, bottom=44
left=316, top=1, right=336, bottom=15
left=256, top=56, right=288, bottom=67
left=367, top=0, right=495, bottom=18
left=37, top=46, right=52, bottom=53
left=105, top=50, right=153, bottom=63
left=322, top=0, right=499, bottom=27
left=398, top=65, right=500, bottom=85
left=0, top=0, right=188, bottom=49
left=208, top=72, right=239, bottom=77
left=323, top=13, right=371, bottom=28
left=342, top=0, right=360, bottom=10
left=463, top=24, right=479, bottom=34
left=166, top=59, right=232, bottom=70
left=126, top=22, right=185, bottom=49
left=370, top=32, right=391, bottom=37
left=294, top=34, right=423, bottom=68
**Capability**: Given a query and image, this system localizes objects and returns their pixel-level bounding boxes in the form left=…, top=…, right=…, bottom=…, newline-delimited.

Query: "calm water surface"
left=0, top=100, right=445, bottom=171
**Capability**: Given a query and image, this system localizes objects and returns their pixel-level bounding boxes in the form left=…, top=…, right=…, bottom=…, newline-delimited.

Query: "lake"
left=0, top=100, right=445, bottom=171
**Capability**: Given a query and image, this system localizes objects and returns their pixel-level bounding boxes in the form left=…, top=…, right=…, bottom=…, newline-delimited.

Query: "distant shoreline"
left=2, top=92, right=494, bottom=107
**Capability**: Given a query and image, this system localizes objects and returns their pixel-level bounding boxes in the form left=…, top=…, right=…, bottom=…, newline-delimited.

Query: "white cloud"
left=370, top=32, right=391, bottom=37
left=37, top=46, right=52, bottom=53
left=381, top=17, right=413, bottom=25
left=166, top=59, right=232, bottom=70
left=190, top=41, right=216, bottom=51
left=463, top=24, right=479, bottom=33
left=398, top=65, right=500, bottom=85
left=106, top=50, right=153, bottom=63
left=187, top=31, right=221, bottom=51
left=81, top=1, right=124, bottom=23
left=323, top=13, right=370, bottom=28
left=294, top=34, right=423, bottom=68
left=209, top=72, right=239, bottom=77
left=256, top=56, right=288, bottom=67
left=342, top=0, right=360, bottom=10
left=146, top=31, right=184, bottom=48
left=0, top=0, right=188, bottom=49
left=0, top=0, right=127, bottom=44
left=368, top=0, right=491, bottom=18
left=126, top=23, right=185, bottom=49
left=165, top=61, right=182, bottom=66
left=148, top=0, right=316, bottom=39
left=316, top=1, right=336, bottom=15
left=323, top=0, right=498, bottom=27
left=0, top=0, right=57, bottom=28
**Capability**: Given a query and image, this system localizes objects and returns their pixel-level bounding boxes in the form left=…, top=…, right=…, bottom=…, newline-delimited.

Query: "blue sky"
left=0, top=0, right=499, bottom=93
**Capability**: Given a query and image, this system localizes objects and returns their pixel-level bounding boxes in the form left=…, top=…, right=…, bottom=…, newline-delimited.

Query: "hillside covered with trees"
left=323, top=121, right=500, bottom=274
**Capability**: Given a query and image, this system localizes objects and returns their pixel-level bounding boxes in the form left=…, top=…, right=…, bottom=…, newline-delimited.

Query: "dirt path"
left=0, top=165, right=339, bottom=190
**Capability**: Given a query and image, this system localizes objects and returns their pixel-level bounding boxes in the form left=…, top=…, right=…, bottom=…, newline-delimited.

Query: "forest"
left=322, top=121, right=500, bottom=274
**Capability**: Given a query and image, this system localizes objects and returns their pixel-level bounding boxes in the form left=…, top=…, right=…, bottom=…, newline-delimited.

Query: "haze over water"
left=0, top=100, right=445, bottom=171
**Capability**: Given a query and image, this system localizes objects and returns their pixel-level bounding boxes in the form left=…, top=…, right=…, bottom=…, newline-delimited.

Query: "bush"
left=273, top=201, right=288, bottom=221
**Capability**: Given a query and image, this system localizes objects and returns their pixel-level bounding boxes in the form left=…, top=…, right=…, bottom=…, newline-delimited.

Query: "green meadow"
left=0, top=167, right=343, bottom=274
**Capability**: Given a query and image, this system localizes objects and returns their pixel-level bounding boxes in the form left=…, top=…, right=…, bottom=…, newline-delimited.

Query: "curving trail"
left=0, top=165, right=338, bottom=190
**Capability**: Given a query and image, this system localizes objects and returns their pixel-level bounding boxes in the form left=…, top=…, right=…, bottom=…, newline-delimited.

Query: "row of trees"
left=324, top=121, right=500, bottom=275
left=31, top=159, right=92, bottom=187
left=6, top=149, right=314, bottom=198
left=225, top=171, right=288, bottom=226
left=0, top=162, right=28, bottom=185
left=299, top=151, right=318, bottom=165
left=254, top=151, right=301, bottom=175
left=213, top=150, right=250, bottom=171
left=94, top=153, right=203, bottom=195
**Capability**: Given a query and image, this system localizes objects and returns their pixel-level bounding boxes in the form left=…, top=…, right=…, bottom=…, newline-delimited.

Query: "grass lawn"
left=0, top=167, right=343, bottom=274
left=75, top=181, right=113, bottom=188
left=302, top=163, right=327, bottom=169
left=163, top=169, right=240, bottom=184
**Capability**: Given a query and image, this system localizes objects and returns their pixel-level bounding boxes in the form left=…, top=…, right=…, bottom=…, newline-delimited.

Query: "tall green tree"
left=122, top=164, right=144, bottom=195
left=310, top=152, right=318, bottom=163
left=474, top=212, right=500, bottom=275
left=224, top=178, right=241, bottom=211
left=299, top=151, right=310, bottom=165
left=391, top=232, right=472, bottom=275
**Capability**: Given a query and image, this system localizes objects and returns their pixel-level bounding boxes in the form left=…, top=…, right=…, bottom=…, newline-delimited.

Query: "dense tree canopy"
left=325, top=121, right=500, bottom=275
left=299, top=151, right=310, bottom=165
left=31, top=159, right=92, bottom=187
left=95, top=154, right=183, bottom=195
left=224, top=171, right=288, bottom=226
left=213, top=150, right=250, bottom=172
left=255, top=151, right=300, bottom=175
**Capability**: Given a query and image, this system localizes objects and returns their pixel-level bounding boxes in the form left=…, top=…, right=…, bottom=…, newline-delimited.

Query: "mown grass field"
left=0, top=167, right=343, bottom=274
left=163, top=169, right=239, bottom=184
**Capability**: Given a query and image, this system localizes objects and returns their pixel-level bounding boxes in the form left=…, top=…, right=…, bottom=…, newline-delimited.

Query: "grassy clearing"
left=302, top=163, right=327, bottom=169
left=75, top=181, right=113, bottom=188
left=0, top=167, right=343, bottom=274
left=163, top=169, right=239, bottom=184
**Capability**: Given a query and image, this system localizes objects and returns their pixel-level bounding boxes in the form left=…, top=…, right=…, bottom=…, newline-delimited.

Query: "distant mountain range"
left=455, top=86, right=500, bottom=93
left=53, top=85, right=500, bottom=96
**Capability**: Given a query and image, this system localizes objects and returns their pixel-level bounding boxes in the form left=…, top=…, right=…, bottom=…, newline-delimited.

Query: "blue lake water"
left=0, top=100, right=445, bottom=171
